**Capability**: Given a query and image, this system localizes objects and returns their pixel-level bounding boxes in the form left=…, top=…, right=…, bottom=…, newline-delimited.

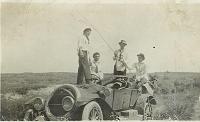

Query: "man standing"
left=90, top=52, right=104, bottom=84
left=113, top=40, right=128, bottom=76
left=77, top=28, right=92, bottom=84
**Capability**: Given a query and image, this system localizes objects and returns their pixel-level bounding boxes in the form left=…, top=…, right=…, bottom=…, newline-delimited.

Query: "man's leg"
left=82, top=52, right=91, bottom=84
left=143, top=83, right=154, bottom=96
left=122, top=69, right=127, bottom=76
left=77, top=57, right=84, bottom=84
left=113, top=65, right=118, bottom=75
left=116, top=71, right=125, bottom=76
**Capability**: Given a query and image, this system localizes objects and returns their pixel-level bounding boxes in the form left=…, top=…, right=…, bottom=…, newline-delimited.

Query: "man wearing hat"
left=113, top=40, right=128, bottom=75
left=123, top=53, right=153, bottom=95
left=124, top=53, right=148, bottom=81
left=133, top=53, right=148, bottom=81
left=77, top=28, right=92, bottom=84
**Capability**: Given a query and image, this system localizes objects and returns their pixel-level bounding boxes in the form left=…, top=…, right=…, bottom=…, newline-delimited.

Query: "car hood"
left=25, top=85, right=65, bottom=105
left=25, top=83, right=109, bottom=105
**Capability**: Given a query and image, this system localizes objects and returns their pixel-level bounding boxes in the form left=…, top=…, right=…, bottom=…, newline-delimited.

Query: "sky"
left=1, top=1, right=200, bottom=73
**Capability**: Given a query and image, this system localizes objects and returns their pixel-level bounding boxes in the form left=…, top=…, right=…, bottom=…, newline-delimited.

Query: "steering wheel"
left=104, top=75, right=129, bottom=89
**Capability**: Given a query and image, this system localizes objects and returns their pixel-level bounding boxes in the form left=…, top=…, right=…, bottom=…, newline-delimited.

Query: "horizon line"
left=1, top=71, right=200, bottom=74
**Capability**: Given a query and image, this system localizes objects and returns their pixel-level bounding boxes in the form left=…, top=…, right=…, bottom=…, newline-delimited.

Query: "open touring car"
left=23, top=75, right=157, bottom=121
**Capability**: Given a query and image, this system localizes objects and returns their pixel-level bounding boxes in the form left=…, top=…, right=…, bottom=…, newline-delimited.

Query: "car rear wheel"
left=82, top=101, right=103, bottom=120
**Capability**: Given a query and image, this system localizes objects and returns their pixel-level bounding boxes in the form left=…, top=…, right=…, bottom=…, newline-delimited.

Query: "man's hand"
left=79, top=50, right=84, bottom=58
left=89, top=58, right=92, bottom=65
left=120, top=58, right=125, bottom=63
left=121, top=58, right=129, bottom=69
left=113, top=56, right=117, bottom=61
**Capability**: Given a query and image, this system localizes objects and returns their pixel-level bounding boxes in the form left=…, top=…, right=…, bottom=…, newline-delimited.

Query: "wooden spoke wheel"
left=143, top=102, right=153, bottom=120
left=82, top=101, right=103, bottom=120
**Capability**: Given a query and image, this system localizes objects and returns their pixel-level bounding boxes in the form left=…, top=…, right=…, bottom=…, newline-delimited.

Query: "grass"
left=152, top=72, right=200, bottom=120
left=153, top=91, right=198, bottom=120
left=1, top=72, right=200, bottom=120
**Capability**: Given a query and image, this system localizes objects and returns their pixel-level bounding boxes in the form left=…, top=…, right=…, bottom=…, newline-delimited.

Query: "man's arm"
left=122, top=59, right=135, bottom=71
left=97, top=71, right=104, bottom=80
left=142, top=64, right=149, bottom=80
left=77, top=37, right=85, bottom=57
left=113, top=50, right=118, bottom=60
left=97, top=62, right=104, bottom=80
left=121, top=52, right=129, bottom=67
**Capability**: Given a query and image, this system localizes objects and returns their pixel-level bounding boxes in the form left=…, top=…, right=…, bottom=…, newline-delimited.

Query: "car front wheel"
left=82, top=101, right=103, bottom=120
left=143, top=102, right=153, bottom=120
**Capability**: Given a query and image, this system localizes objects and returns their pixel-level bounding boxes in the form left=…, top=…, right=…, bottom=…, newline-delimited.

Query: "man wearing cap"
left=113, top=40, right=128, bottom=76
left=77, top=28, right=92, bottom=84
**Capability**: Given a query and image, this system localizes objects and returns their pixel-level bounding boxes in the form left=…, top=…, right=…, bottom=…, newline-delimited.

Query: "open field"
left=1, top=72, right=200, bottom=120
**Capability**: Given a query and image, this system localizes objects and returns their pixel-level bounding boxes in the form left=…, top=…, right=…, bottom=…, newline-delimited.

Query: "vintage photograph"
left=1, top=0, right=200, bottom=121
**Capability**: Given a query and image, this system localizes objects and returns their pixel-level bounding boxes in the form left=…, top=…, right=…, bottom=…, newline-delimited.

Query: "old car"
left=23, top=75, right=156, bottom=121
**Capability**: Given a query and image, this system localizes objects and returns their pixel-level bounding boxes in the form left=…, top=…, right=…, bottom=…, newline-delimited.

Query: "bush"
left=161, top=88, right=169, bottom=94
left=153, top=93, right=195, bottom=120
left=15, top=88, right=29, bottom=95
left=171, top=89, right=175, bottom=93
left=193, top=78, right=200, bottom=88
left=1, top=95, right=26, bottom=120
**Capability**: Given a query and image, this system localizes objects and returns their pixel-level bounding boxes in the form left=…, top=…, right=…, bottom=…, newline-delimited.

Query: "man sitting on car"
left=123, top=53, right=154, bottom=95
left=90, top=52, right=104, bottom=84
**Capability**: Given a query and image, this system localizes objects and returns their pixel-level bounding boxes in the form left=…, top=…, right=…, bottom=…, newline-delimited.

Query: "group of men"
left=77, top=28, right=149, bottom=87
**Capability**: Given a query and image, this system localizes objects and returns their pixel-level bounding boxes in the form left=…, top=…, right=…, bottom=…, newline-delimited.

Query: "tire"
left=143, top=102, right=153, bottom=120
left=24, top=109, right=34, bottom=121
left=82, top=101, right=103, bottom=120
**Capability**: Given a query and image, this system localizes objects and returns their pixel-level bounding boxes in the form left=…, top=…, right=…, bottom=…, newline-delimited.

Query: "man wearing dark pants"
left=77, top=28, right=92, bottom=84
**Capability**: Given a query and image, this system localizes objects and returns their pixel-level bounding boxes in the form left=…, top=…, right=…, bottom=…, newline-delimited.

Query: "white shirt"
left=77, top=35, right=90, bottom=52
left=132, top=62, right=148, bottom=81
left=90, top=60, right=104, bottom=80
left=113, top=49, right=128, bottom=71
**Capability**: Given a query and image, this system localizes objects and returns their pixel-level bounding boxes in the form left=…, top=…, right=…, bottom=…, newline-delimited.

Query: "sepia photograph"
left=1, top=0, right=200, bottom=121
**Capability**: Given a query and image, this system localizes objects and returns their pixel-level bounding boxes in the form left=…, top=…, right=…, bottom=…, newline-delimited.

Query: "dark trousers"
left=113, top=64, right=126, bottom=76
left=77, top=51, right=91, bottom=84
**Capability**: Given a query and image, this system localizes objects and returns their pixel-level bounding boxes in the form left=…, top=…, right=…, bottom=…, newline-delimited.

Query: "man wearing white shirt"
left=77, top=28, right=92, bottom=84
left=90, top=52, right=104, bottom=84
left=132, top=53, right=149, bottom=81
left=124, top=53, right=154, bottom=95
left=113, top=40, right=128, bottom=76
